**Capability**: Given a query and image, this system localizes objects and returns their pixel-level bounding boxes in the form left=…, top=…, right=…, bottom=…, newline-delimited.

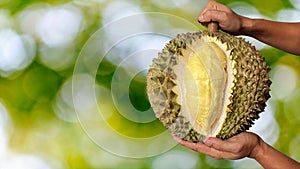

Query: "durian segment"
left=170, top=35, right=231, bottom=140
left=184, top=49, right=211, bottom=135
left=183, top=42, right=228, bottom=137
left=202, top=37, right=235, bottom=137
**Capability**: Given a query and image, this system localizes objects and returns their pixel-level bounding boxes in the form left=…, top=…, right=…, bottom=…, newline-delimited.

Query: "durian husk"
left=147, top=31, right=271, bottom=142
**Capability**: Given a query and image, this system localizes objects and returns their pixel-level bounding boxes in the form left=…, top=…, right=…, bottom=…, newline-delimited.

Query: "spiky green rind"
left=147, top=31, right=271, bottom=142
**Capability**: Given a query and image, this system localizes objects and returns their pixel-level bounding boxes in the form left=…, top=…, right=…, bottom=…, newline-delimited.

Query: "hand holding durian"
left=174, top=132, right=262, bottom=160
left=174, top=132, right=300, bottom=169
left=199, top=0, right=300, bottom=55
left=147, top=0, right=300, bottom=168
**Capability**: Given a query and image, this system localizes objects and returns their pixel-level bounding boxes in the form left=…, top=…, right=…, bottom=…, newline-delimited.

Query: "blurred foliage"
left=0, top=0, right=299, bottom=169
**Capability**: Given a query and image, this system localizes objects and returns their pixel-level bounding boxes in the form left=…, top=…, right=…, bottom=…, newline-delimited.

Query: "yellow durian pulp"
left=179, top=41, right=228, bottom=137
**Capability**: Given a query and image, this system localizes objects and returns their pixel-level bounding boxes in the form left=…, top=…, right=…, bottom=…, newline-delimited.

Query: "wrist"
left=249, top=136, right=267, bottom=160
left=239, top=16, right=254, bottom=36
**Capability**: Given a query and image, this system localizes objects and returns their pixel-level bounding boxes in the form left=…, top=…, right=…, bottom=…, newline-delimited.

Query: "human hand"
left=174, top=132, right=262, bottom=160
left=198, top=0, right=247, bottom=35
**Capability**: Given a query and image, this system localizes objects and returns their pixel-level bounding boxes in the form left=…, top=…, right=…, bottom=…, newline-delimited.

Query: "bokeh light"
left=37, top=4, right=83, bottom=47
left=0, top=155, right=52, bottom=169
left=290, top=134, right=300, bottom=162
left=290, top=0, right=300, bottom=10
left=0, top=101, right=53, bottom=169
left=276, top=9, right=300, bottom=22
left=102, top=1, right=143, bottom=25
left=0, top=101, right=9, bottom=153
left=0, top=29, right=35, bottom=77
left=17, top=3, right=83, bottom=71
left=229, top=2, right=267, bottom=18
left=39, top=43, right=77, bottom=71
left=0, top=9, right=11, bottom=29
left=270, top=64, right=298, bottom=100
left=233, top=158, right=261, bottom=169
left=53, top=76, right=78, bottom=123
left=249, top=103, right=279, bottom=145
left=151, top=150, right=200, bottom=169
left=284, top=89, right=300, bottom=123
left=17, top=4, right=48, bottom=39
left=151, top=0, right=191, bottom=9
left=101, top=2, right=152, bottom=47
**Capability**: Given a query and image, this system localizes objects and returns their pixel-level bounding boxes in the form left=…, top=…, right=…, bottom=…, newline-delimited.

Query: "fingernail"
left=198, top=15, right=204, bottom=21
left=204, top=138, right=213, bottom=146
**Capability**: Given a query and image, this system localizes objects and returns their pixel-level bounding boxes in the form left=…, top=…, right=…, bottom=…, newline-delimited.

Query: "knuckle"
left=233, top=144, right=243, bottom=153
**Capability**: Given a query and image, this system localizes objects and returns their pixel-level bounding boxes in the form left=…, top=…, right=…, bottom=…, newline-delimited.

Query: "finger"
left=173, top=137, right=211, bottom=153
left=200, top=0, right=229, bottom=16
left=210, top=149, right=244, bottom=160
left=198, top=10, right=226, bottom=23
left=176, top=139, right=219, bottom=156
left=204, top=137, right=241, bottom=153
left=177, top=139, right=241, bottom=160
left=174, top=137, right=243, bottom=160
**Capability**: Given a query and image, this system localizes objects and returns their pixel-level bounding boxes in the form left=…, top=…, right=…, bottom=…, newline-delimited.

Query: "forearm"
left=240, top=17, right=300, bottom=55
left=251, top=139, right=300, bottom=169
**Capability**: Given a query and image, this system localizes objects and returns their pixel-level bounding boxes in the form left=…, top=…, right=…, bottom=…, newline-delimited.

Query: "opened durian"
left=147, top=27, right=271, bottom=142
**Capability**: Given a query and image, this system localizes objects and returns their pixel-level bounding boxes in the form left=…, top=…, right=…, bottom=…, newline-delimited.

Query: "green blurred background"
left=0, top=0, right=299, bottom=168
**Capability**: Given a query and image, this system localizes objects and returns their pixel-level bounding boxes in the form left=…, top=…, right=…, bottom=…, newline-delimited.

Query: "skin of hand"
left=173, top=132, right=261, bottom=160
left=198, top=0, right=244, bottom=35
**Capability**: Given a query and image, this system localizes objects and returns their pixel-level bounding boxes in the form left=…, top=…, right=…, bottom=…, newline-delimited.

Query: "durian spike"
left=208, top=22, right=219, bottom=32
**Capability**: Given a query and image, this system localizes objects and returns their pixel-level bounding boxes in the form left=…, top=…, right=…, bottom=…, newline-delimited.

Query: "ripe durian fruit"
left=147, top=28, right=271, bottom=142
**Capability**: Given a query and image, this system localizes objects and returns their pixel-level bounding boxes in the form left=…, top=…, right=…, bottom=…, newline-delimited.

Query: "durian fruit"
left=147, top=29, right=271, bottom=143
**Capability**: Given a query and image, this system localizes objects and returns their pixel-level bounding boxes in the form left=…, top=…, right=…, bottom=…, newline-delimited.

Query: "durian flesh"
left=147, top=31, right=271, bottom=142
